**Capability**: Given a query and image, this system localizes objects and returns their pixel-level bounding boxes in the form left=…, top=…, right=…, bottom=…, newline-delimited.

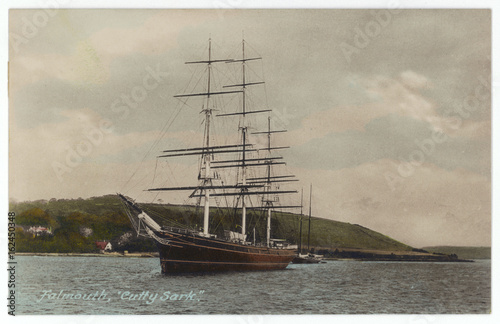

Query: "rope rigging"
left=119, top=38, right=303, bottom=246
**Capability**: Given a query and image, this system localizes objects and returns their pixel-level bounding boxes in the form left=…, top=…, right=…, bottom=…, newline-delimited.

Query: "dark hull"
left=155, top=229, right=295, bottom=274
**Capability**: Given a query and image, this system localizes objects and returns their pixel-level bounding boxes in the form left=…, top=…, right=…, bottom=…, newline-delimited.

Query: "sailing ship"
left=118, top=38, right=302, bottom=274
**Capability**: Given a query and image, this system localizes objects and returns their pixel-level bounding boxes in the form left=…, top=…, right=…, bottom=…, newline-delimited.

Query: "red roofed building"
left=95, top=241, right=112, bottom=252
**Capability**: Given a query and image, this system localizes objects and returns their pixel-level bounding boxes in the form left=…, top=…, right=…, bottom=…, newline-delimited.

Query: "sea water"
left=14, top=256, right=490, bottom=315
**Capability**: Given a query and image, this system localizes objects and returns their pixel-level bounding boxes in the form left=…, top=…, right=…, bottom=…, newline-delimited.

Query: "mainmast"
left=202, top=39, right=214, bottom=236
left=223, top=38, right=268, bottom=238
left=241, top=39, right=248, bottom=237
left=227, top=39, right=301, bottom=245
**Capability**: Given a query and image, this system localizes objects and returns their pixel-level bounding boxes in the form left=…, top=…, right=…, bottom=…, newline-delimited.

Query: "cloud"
left=287, top=158, right=490, bottom=247
left=8, top=107, right=207, bottom=199
left=10, top=108, right=157, bottom=157
left=284, top=71, right=489, bottom=148
left=399, top=70, right=431, bottom=89
left=9, top=10, right=223, bottom=93
left=282, top=112, right=490, bottom=177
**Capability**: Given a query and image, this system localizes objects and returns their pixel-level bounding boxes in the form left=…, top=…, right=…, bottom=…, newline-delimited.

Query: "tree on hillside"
left=17, top=208, right=55, bottom=227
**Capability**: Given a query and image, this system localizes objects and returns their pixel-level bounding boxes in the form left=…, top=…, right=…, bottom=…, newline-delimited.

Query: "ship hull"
left=155, top=229, right=295, bottom=274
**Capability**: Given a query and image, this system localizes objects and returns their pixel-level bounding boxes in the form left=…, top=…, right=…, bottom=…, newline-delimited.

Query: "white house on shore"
left=27, top=226, right=52, bottom=237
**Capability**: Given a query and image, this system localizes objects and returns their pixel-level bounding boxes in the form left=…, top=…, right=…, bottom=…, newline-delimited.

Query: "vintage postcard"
left=5, top=4, right=493, bottom=321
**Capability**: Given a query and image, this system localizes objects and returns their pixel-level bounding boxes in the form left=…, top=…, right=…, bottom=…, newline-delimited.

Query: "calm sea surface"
left=15, top=256, right=490, bottom=315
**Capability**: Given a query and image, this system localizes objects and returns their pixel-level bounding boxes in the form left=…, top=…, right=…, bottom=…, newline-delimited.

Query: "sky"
left=8, top=9, right=491, bottom=248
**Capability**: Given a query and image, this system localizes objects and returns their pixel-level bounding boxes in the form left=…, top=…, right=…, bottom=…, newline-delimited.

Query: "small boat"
left=292, top=185, right=324, bottom=264
left=292, top=253, right=323, bottom=264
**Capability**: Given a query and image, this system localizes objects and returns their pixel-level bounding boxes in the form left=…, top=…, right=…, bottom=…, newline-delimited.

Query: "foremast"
left=182, top=38, right=238, bottom=237
left=153, top=38, right=242, bottom=237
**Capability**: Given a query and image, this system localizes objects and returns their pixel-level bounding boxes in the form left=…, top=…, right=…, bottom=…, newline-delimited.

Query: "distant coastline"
left=421, top=246, right=491, bottom=260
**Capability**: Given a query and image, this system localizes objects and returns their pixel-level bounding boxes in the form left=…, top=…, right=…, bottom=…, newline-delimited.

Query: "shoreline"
left=15, top=252, right=159, bottom=258
left=15, top=251, right=478, bottom=262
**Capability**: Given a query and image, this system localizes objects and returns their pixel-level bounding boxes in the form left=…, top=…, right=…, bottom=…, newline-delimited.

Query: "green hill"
left=136, top=199, right=412, bottom=252
left=10, top=194, right=412, bottom=253
left=422, top=246, right=491, bottom=260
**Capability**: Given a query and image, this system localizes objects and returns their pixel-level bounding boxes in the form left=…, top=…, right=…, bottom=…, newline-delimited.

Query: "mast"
left=202, top=38, right=214, bottom=236
left=217, top=38, right=297, bottom=244
left=241, top=38, right=248, bottom=237
left=308, top=184, right=312, bottom=252
left=299, top=188, right=303, bottom=254
left=226, top=36, right=298, bottom=245
left=166, top=38, right=241, bottom=236
left=266, top=117, right=272, bottom=247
